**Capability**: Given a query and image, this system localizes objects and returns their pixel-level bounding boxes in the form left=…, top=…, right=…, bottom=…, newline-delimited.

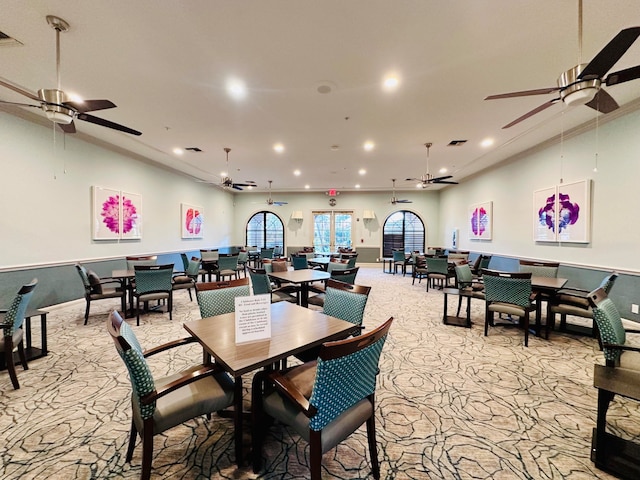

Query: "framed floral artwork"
left=181, top=203, right=204, bottom=238
left=92, top=186, right=142, bottom=240
left=534, top=180, right=591, bottom=243
left=469, top=201, right=492, bottom=240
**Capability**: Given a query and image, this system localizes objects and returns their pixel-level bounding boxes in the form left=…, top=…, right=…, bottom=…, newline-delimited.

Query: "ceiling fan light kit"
left=558, top=65, right=599, bottom=106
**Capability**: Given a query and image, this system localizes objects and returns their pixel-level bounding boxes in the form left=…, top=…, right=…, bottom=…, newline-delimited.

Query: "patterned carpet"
left=1, top=266, right=637, bottom=479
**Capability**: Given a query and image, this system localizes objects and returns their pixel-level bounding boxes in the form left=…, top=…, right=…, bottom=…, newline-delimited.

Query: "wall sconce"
left=363, top=210, right=376, bottom=220
left=291, top=210, right=304, bottom=221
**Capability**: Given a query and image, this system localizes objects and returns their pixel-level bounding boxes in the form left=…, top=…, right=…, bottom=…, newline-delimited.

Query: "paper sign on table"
left=235, top=294, right=271, bottom=343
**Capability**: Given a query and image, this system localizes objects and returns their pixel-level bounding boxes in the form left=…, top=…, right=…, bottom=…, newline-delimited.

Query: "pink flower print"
left=121, top=196, right=138, bottom=234
left=186, top=208, right=202, bottom=235
left=101, top=195, right=120, bottom=233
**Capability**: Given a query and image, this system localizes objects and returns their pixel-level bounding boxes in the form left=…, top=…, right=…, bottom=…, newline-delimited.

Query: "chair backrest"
left=185, top=257, right=201, bottom=277
left=106, top=310, right=156, bottom=420
left=483, top=269, right=532, bottom=308
left=589, top=287, right=627, bottom=365
left=330, top=266, right=359, bottom=284
left=478, top=255, right=492, bottom=273
left=448, top=252, right=469, bottom=261
left=327, top=259, right=349, bottom=274
left=75, top=263, right=91, bottom=291
left=2, top=279, right=37, bottom=337
left=248, top=268, right=272, bottom=295
left=217, top=254, right=239, bottom=271
left=260, top=248, right=274, bottom=260
left=323, top=279, right=371, bottom=330
left=126, top=255, right=158, bottom=270
left=519, top=259, right=559, bottom=278
left=200, top=249, right=219, bottom=262
left=195, top=278, right=250, bottom=317
left=599, top=272, right=619, bottom=295
left=309, top=317, right=393, bottom=431
left=392, top=250, right=406, bottom=262
left=291, top=254, right=309, bottom=270
left=426, top=257, right=449, bottom=275
left=273, top=246, right=283, bottom=257
left=454, top=262, right=474, bottom=289
left=134, top=264, right=174, bottom=295
left=343, top=254, right=358, bottom=268
left=237, top=250, right=249, bottom=263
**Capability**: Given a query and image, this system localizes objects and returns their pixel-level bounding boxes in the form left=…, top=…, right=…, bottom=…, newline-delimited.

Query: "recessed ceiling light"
left=481, top=138, right=494, bottom=148
left=355, top=184, right=361, bottom=189
left=439, top=167, right=448, bottom=174
left=273, top=143, right=284, bottom=153
left=383, top=74, right=400, bottom=91
left=363, top=141, right=375, bottom=151
left=173, top=148, right=184, bottom=155
left=359, top=169, right=366, bottom=175
left=226, top=78, right=247, bottom=100
left=293, top=169, right=301, bottom=176
left=305, top=184, right=310, bottom=189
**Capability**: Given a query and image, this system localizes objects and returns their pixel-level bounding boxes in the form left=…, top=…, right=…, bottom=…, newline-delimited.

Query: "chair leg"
left=484, top=308, right=491, bottom=337
left=126, top=419, right=138, bottom=462
left=366, top=401, right=380, bottom=480
left=523, top=313, right=530, bottom=347
left=136, top=298, right=141, bottom=326
left=5, top=341, right=20, bottom=389
left=84, top=298, right=91, bottom=325
left=456, top=296, right=463, bottom=317
left=595, top=388, right=615, bottom=465
left=17, top=340, right=28, bottom=371
left=309, top=430, right=323, bottom=480
left=168, top=293, right=173, bottom=321
left=141, top=422, right=154, bottom=480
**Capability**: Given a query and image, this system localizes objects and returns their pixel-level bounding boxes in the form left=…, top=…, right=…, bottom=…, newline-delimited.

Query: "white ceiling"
left=1, top=0, right=640, bottom=193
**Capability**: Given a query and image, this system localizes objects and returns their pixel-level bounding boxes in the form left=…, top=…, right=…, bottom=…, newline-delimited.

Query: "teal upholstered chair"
left=483, top=269, right=537, bottom=347
left=200, top=249, right=220, bottom=281
left=217, top=254, right=239, bottom=281
left=412, top=255, right=428, bottom=285
left=126, top=255, right=158, bottom=270
left=75, top=263, right=126, bottom=324
left=340, top=253, right=358, bottom=268
left=454, top=262, right=485, bottom=318
left=273, top=245, right=283, bottom=258
left=248, top=268, right=298, bottom=304
left=259, top=248, right=274, bottom=267
left=470, top=254, right=492, bottom=278
left=588, top=288, right=640, bottom=475
left=392, top=250, right=407, bottom=276
left=195, top=278, right=250, bottom=318
left=172, top=257, right=201, bottom=301
left=308, top=266, right=359, bottom=306
left=236, top=250, right=249, bottom=278
left=291, top=254, right=309, bottom=270
left=1, top=279, right=37, bottom=389
left=549, top=272, right=618, bottom=339
left=133, top=264, right=174, bottom=325
left=519, top=259, right=559, bottom=277
left=425, top=257, right=453, bottom=291
left=252, top=317, right=393, bottom=480
left=107, top=310, right=234, bottom=480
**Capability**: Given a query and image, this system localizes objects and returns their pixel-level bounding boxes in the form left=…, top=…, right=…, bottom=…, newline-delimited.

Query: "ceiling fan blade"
left=273, top=201, right=288, bottom=206
left=605, top=65, right=640, bottom=86
left=58, top=121, right=76, bottom=134
left=579, top=27, right=640, bottom=80
left=585, top=89, right=619, bottom=114
left=433, top=180, right=459, bottom=185
left=405, top=177, right=420, bottom=182
left=232, top=185, right=243, bottom=191
left=0, top=99, right=41, bottom=109
left=232, top=182, right=254, bottom=187
left=396, top=199, right=412, bottom=203
left=430, top=175, right=453, bottom=182
left=77, top=113, right=141, bottom=136
left=0, top=77, right=41, bottom=102
left=485, top=87, right=558, bottom=100
left=502, top=98, right=559, bottom=129
left=63, top=99, right=116, bottom=113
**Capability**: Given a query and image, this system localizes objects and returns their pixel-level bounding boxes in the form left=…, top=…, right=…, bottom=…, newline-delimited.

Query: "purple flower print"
left=470, top=207, right=488, bottom=236
left=538, top=192, right=579, bottom=233
left=101, top=195, right=120, bottom=233
left=121, top=196, right=138, bottom=234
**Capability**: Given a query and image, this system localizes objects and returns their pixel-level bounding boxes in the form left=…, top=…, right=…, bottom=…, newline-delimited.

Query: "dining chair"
left=1, top=279, right=37, bottom=389
left=392, top=249, right=407, bottom=276
left=171, top=257, right=201, bottom=301
left=133, top=264, right=174, bottom=325
left=217, top=254, right=239, bottom=281
left=273, top=245, right=283, bottom=258
left=291, top=253, right=309, bottom=270
left=518, top=259, right=559, bottom=277
left=259, top=248, right=275, bottom=267
left=181, top=253, right=207, bottom=281
left=75, top=263, right=126, bottom=325
left=308, top=265, right=357, bottom=304
left=236, top=250, right=249, bottom=278
left=470, top=254, right=492, bottom=278
left=588, top=288, right=640, bottom=476
left=125, top=255, right=158, bottom=270
left=195, top=278, right=250, bottom=317
left=340, top=252, right=358, bottom=268
left=251, top=317, right=393, bottom=480
left=483, top=269, right=537, bottom=347
left=106, top=310, right=235, bottom=480
left=454, top=261, right=485, bottom=318
left=425, top=257, right=454, bottom=291
left=411, top=255, right=428, bottom=285
left=200, top=249, right=220, bottom=281
left=248, top=267, right=298, bottom=304
left=548, top=272, right=618, bottom=339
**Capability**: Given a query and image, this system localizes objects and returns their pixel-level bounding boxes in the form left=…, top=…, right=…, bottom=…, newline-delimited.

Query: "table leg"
left=300, top=283, right=309, bottom=308
left=25, top=316, right=32, bottom=349
left=234, top=378, right=244, bottom=466
left=40, top=312, right=48, bottom=355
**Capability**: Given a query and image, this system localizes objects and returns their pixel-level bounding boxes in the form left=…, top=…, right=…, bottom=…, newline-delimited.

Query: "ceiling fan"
left=390, top=178, right=412, bottom=204
left=220, top=147, right=256, bottom=191
left=485, top=0, right=640, bottom=129
left=265, top=180, right=288, bottom=206
left=406, top=143, right=458, bottom=188
left=0, top=15, right=141, bottom=136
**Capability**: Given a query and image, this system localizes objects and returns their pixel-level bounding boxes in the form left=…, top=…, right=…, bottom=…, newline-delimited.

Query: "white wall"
left=440, top=109, right=640, bottom=272
left=0, top=112, right=235, bottom=269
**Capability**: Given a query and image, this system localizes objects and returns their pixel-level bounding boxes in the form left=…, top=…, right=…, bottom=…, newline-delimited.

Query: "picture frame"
left=92, top=186, right=142, bottom=240
left=181, top=203, right=204, bottom=238
left=533, top=180, right=591, bottom=243
left=469, top=201, right=492, bottom=240
left=533, top=186, right=557, bottom=242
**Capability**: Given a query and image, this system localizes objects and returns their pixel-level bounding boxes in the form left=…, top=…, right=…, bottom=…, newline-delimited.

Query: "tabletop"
left=268, top=269, right=330, bottom=284
left=183, top=301, right=358, bottom=377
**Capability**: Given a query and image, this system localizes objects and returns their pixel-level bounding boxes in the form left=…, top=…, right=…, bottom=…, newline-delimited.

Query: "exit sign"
left=327, top=189, right=338, bottom=197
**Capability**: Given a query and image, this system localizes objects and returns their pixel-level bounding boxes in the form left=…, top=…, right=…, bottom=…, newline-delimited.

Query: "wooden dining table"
left=268, top=268, right=330, bottom=307
left=183, top=301, right=359, bottom=466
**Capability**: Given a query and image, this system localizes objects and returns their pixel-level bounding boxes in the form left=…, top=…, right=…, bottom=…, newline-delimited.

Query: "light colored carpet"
left=1, top=266, right=637, bottom=479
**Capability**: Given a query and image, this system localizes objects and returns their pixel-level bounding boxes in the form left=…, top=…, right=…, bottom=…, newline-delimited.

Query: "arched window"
left=382, top=210, right=425, bottom=257
left=246, top=211, right=284, bottom=250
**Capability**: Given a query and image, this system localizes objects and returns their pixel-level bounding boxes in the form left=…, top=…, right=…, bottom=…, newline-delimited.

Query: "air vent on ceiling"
left=447, top=140, right=467, bottom=146
left=185, top=147, right=202, bottom=152
left=0, top=30, right=23, bottom=47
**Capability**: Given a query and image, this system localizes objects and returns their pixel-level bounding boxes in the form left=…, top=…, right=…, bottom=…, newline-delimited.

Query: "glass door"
left=312, top=211, right=353, bottom=254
